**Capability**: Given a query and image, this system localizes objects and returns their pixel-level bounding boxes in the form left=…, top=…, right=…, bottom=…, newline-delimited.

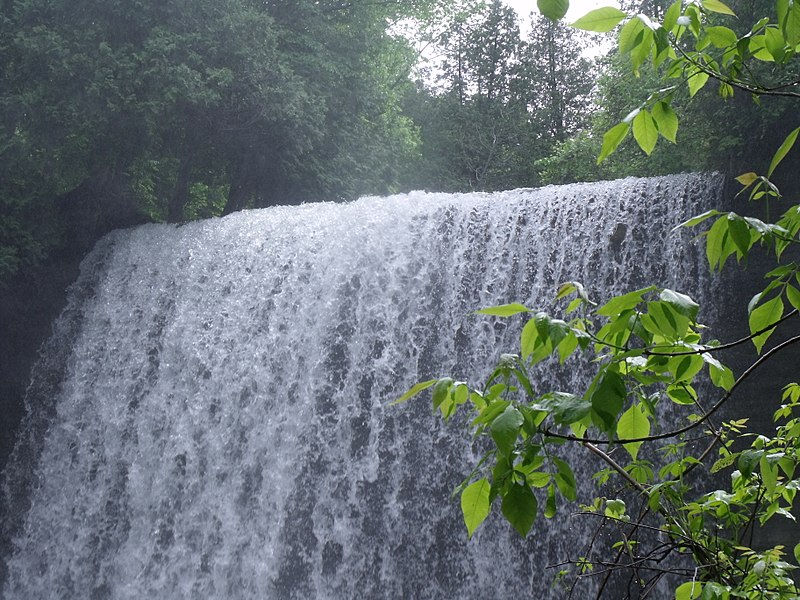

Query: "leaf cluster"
left=397, top=2, right=800, bottom=597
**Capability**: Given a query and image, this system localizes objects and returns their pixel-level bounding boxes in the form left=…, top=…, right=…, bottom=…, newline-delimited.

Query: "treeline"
left=0, top=0, right=795, bottom=284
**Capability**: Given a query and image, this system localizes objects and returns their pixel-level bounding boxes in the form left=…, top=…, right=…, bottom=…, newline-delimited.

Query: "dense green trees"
left=0, top=0, right=432, bottom=283
left=401, top=0, right=598, bottom=191
left=3, top=0, right=795, bottom=287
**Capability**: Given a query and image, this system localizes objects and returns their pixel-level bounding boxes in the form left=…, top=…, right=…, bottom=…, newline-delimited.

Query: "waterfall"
left=1, top=174, right=724, bottom=599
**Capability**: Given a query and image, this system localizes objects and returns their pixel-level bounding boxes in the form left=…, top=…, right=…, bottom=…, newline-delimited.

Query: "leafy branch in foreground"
left=397, top=1, right=800, bottom=598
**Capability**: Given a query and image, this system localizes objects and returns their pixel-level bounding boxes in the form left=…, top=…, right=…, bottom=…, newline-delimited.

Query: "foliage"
left=402, top=0, right=599, bottom=191
left=0, top=0, right=434, bottom=284
left=399, top=1, right=800, bottom=597
left=538, top=0, right=799, bottom=186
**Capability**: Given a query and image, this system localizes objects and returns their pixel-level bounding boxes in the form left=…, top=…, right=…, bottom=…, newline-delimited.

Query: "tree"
left=0, top=0, right=434, bottom=284
left=537, top=0, right=799, bottom=186
left=398, top=1, right=800, bottom=597
left=519, top=13, right=595, bottom=144
left=402, top=0, right=599, bottom=191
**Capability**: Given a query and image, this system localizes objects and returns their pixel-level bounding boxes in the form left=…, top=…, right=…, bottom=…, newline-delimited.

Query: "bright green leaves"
left=571, top=7, right=627, bottom=33
left=598, top=121, right=630, bottom=164
left=476, top=302, right=530, bottom=317
left=501, top=484, right=538, bottom=537
left=749, top=295, right=784, bottom=353
left=703, top=212, right=788, bottom=272
left=687, top=69, right=710, bottom=97
left=391, top=378, right=437, bottom=404
left=520, top=312, right=575, bottom=364
left=652, top=101, right=678, bottom=143
left=767, top=126, right=800, bottom=178
left=701, top=0, right=736, bottom=17
left=461, top=478, right=491, bottom=538
left=777, top=0, right=800, bottom=47
left=674, top=580, right=703, bottom=600
left=640, top=289, right=700, bottom=341
left=491, top=405, right=524, bottom=456
left=600, top=102, right=679, bottom=159
left=703, top=25, right=737, bottom=48
left=535, top=392, right=591, bottom=424
left=552, top=457, right=578, bottom=501
left=660, top=289, right=700, bottom=321
left=538, top=0, right=569, bottom=21
left=618, top=403, right=650, bottom=459
left=632, top=110, right=659, bottom=155
left=589, top=370, right=627, bottom=433
left=597, top=286, right=656, bottom=317
left=432, top=377, right=455, bottom=411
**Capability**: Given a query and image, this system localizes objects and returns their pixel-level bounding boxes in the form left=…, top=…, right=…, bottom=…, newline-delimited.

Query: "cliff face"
left=0, top=187, right=150, bottom=476
left=0, top=258, right=79, bottom=474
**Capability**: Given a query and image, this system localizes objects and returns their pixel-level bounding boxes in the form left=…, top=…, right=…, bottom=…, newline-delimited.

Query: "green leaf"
left=760, top=454, right=778, bottom=494
left=701, top=0, right=736, bottom=16
left=491, top=405, right=524, bottom=456
left=552, top=457, right=578, bottom=501
left=676, top=209, right=721, bottom=229
left=501, top=484, right=538, bottom=537
left=597, top=286, right=656, bottom=317
left=571, top=7, right=627, bottom=32
left=476, top=303, right=530, bottom=317
left=557, top=332, right=579, bottom=363
left=749, top=295, right=784, bottom=353
left=663, top=0, right=682, bottom=33
left=538, top=0, right=569, bottom=21
left=536, top=391, right=591, bottom=424
left=667, top=384, right=697, bottom=405
left=767, top=126, right=800, bottom=177
left=391, top=379, right=438, bottom=405
left=432, top=377, right=454, bottom=410
left=617, top=403, right=650, bottom=460
left=544, top=483, right=557, bottom=518
left=707, top=360, right=735, bottom=391
left=687, top=70, right=710, bottom=97
left=727, top=215, right=753, bottom=256
left=632, top=110, right=659, bottom=155
left=675, top=580, right=703, bottom=600
left=735, top=172, right=758, bottom=186
left=705, top=214, right=736, bottom=271
left=521, top=318, right=541, bottom=360
left=660, top=289, right=699, bottom=321
left=652, top=101, right=679, bottom=143
left=590, top=370, right=627, bottom=432
left=781, top=1, right=800, bottom=47
left=711, top=453, right=737, bottom=473
left=704, top=25, right=738, bottom=48
left=556, top=281, right=577, bottom=299
left=461, top=478, right=491, bottom=538
left=787, top=285, right=800, bottom=312
left=618, top=16, right=646, bottom=53
left=598, top=122, right=630, bottom=164
left=669, top=354, right=704, bottom=382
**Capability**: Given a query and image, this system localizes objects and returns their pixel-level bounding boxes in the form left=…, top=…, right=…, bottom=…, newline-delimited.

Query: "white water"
left=2, top=174, right=723, bottom=599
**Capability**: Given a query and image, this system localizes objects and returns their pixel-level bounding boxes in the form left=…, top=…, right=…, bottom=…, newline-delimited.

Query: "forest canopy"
left=0, top=0, right=795, bottom=285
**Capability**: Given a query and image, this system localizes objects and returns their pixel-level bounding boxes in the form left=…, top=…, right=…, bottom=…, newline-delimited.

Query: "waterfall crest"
left=1, top=174, right=724, bottom=599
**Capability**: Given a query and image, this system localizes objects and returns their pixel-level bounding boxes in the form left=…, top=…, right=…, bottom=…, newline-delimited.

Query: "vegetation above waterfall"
left=1, top=0, right=795, bottom=287
left=399, top=1, right=800, bottom=598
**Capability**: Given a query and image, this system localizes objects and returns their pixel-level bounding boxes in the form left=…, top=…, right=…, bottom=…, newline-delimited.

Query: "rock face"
left=0, top=258, right=80, bottom=475
left=1, top=185, right=150, bottom=477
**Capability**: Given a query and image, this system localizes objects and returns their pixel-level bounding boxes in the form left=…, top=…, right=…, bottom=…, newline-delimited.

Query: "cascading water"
left=1, top=174, right=724, bottom=599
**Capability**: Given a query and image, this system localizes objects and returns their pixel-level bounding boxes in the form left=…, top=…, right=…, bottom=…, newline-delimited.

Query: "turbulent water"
left=1, top=174, right=724, bottom=599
